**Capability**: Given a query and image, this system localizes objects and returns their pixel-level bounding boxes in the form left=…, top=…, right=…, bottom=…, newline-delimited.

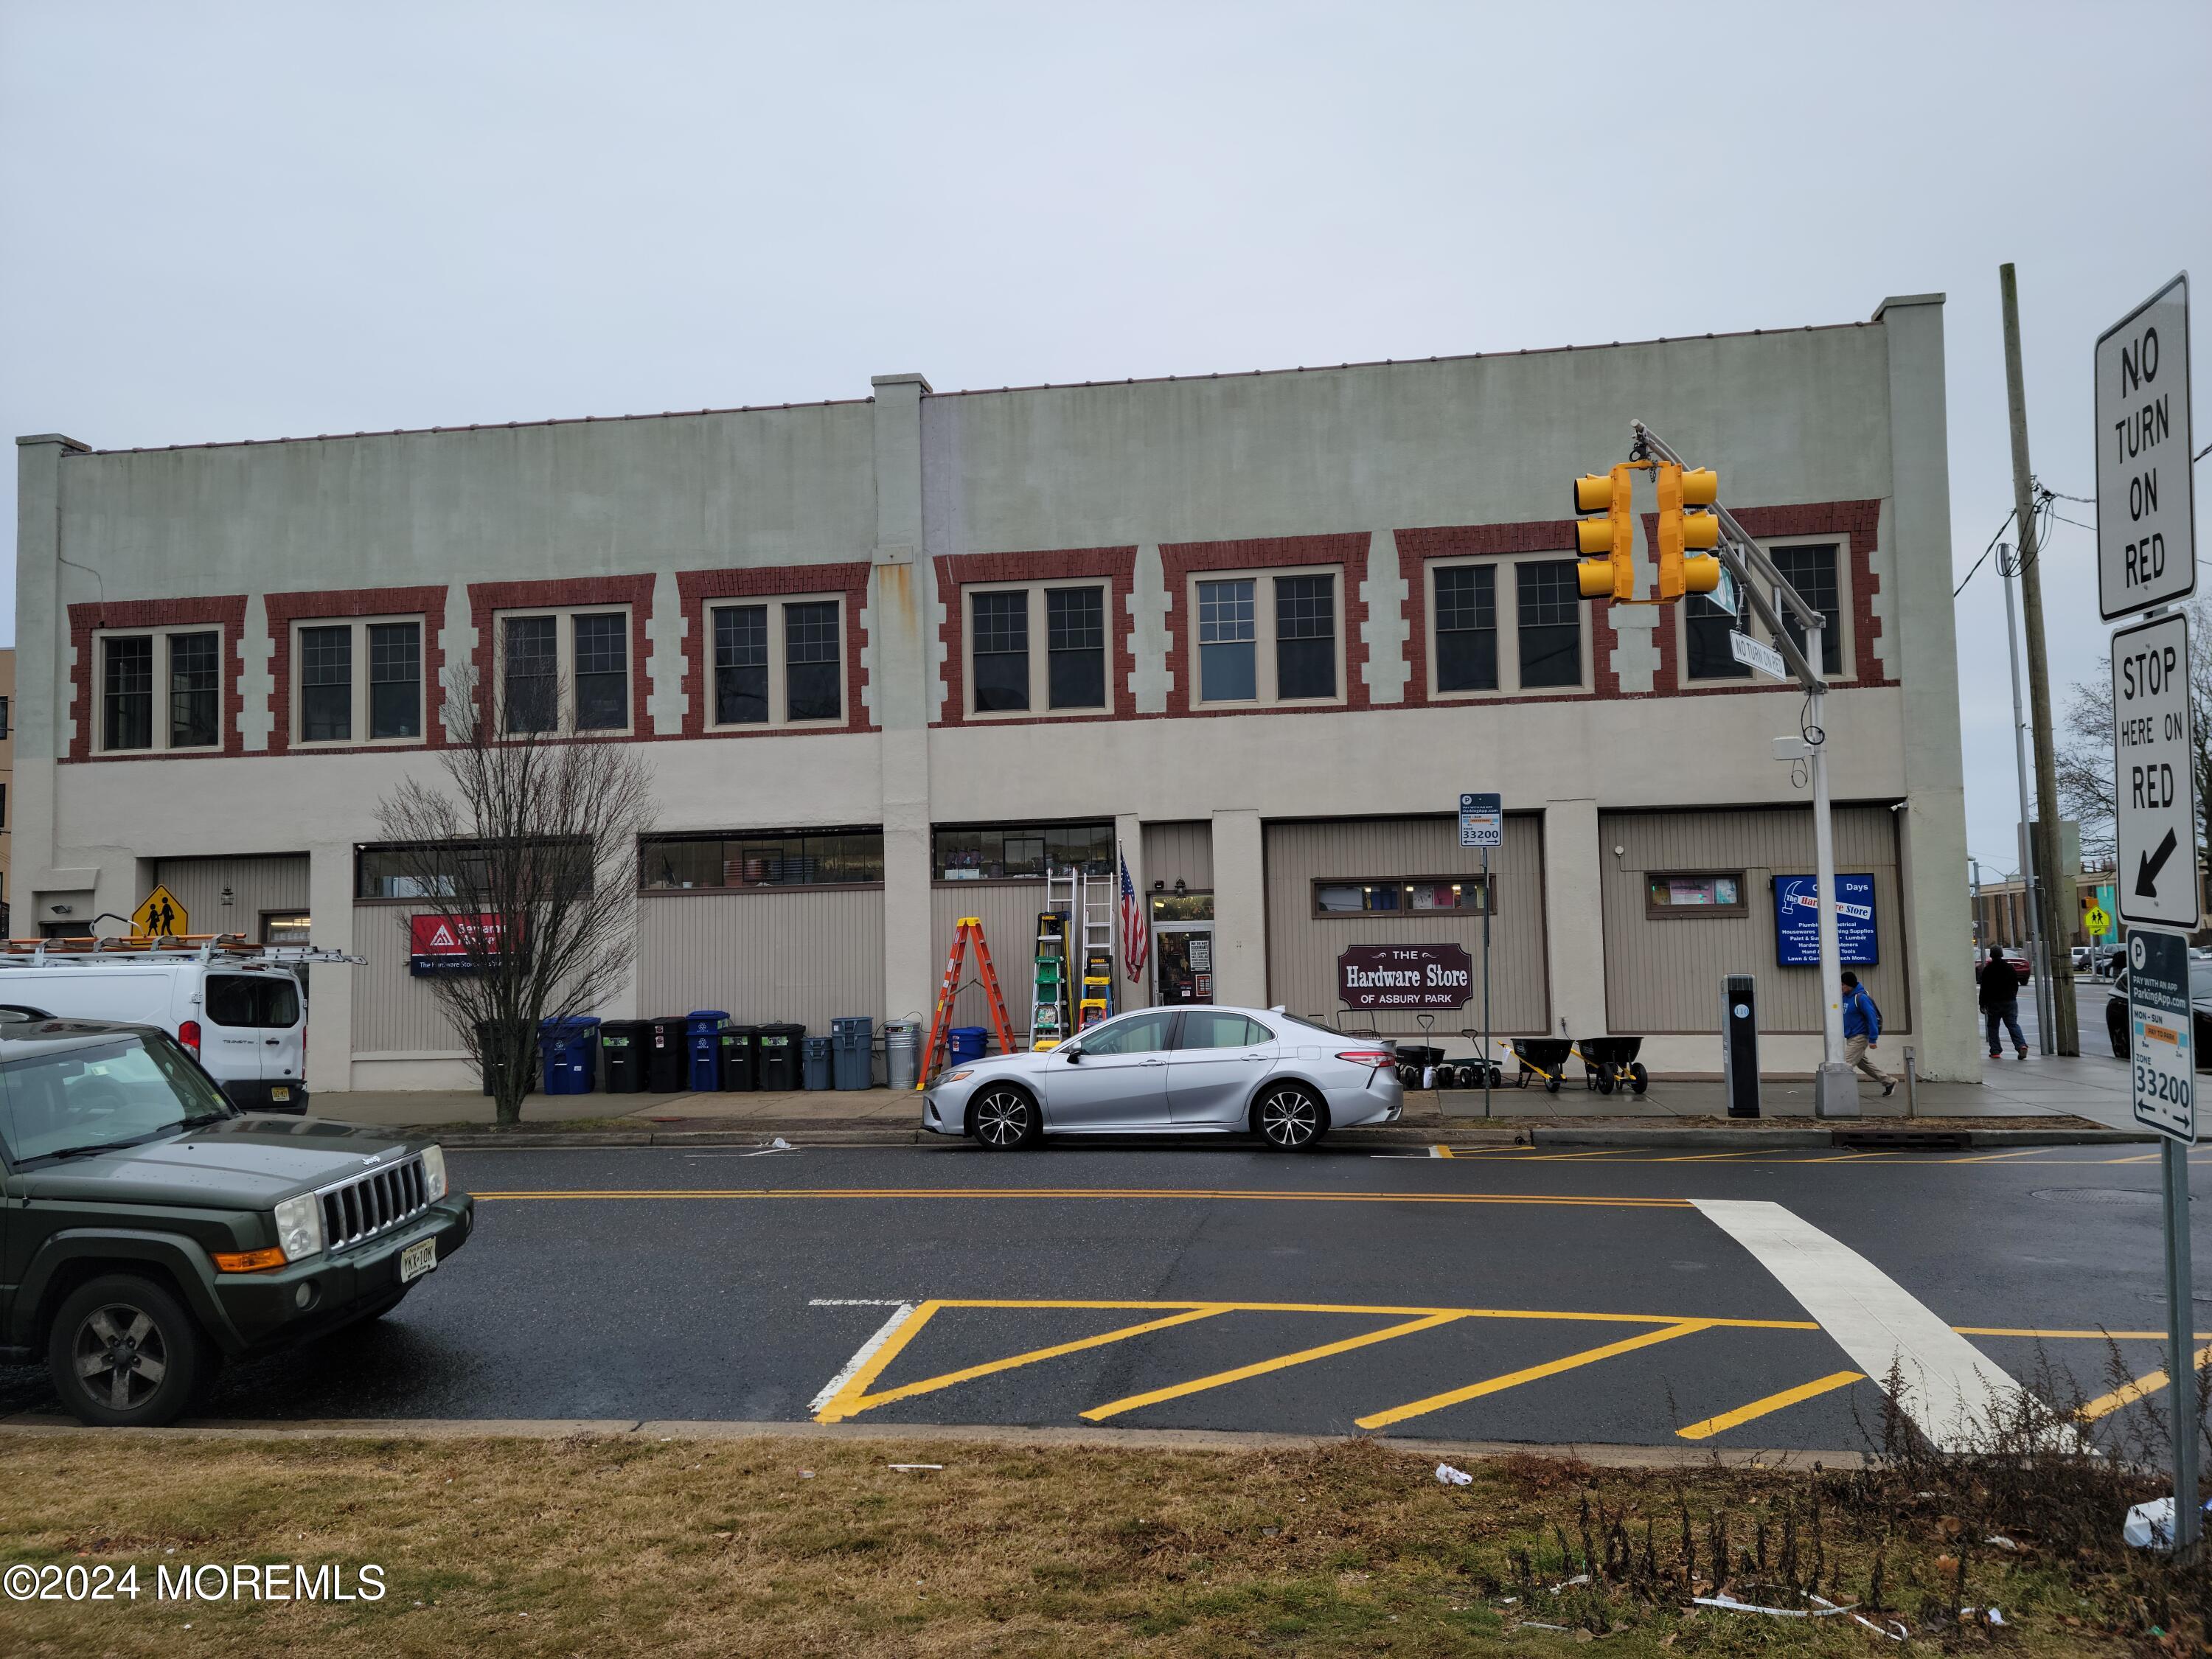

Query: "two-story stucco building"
left=11, top=291, right=1978, bottom=1092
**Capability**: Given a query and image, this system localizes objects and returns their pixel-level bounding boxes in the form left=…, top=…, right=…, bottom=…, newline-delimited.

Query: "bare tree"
left=371, top=669, right=655, bottom=1126
left=2056, top=594, right=2212, bottom=880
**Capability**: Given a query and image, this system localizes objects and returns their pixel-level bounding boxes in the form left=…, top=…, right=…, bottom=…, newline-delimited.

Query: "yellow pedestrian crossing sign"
left=131, top=885, right=189, bottom=938
left=2083, top=903, right=2112, bottom=936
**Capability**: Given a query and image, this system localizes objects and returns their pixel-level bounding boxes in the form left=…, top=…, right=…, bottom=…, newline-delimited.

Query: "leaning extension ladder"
left=918, top=917, right=1017, bottom=1088
left=1031, top=908, right=1070, bottom=1051
left=1076, top=866, right=1116, bottom=1024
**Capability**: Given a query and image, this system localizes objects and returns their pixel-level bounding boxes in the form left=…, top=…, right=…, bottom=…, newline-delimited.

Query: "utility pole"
left=2000, top=543, right=2055, bottom=1051
left=1999, top=262, right=2079, bottom=1054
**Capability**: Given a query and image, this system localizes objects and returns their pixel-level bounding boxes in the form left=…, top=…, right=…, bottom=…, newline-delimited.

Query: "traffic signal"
left=1573, top=465, right=1635, bottom=601
left=1655, top=463, right=1722, bottom=601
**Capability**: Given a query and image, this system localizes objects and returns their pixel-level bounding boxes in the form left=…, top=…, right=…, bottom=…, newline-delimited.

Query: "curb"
left=423, top=1120, right=2138, bottom=1151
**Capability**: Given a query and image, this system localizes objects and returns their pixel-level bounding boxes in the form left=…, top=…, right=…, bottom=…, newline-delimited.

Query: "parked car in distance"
left=0, top=1012, right=473, bottom=1426
left=0, top=949, right=308, bottom=1112
left=919, top=1004, right=1405, bottom=1150
left=2104, top=961, right=2212, bottom=1063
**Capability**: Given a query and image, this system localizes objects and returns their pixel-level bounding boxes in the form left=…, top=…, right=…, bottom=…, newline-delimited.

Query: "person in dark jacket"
left=1979, top=947, right=2028, bottom=1058
left=1838, top=970, right=1893, bottom=1094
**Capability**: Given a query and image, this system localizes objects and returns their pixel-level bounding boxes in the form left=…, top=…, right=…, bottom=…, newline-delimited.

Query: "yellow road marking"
left=1947, top=1148, right=2052, bottom=1164
left=1356, top=1319, right=1713, bottom=1430
left=1081, top=1311, right=1467, bottom=1422
left=1430, top=1144, right=1454, bottom=1158
left=2103, top=1153, right=2161, bottom=1165
left=810, top=1299, right=941, bottom=1424
left=1801, top=1151, right=1893, bottom=1164
left=1655, top=1149, right=1778, bottom=1164
left=469, top=1186, right=1693, bottom=1208
left=1676, top=1370, right=1866, bottom=1440
left=2075, top=1342, right=2212, bottom=1422
left=921, top=1297, right=1818, bottom=1329
left=815, top=1304, right=1231, bottom=1423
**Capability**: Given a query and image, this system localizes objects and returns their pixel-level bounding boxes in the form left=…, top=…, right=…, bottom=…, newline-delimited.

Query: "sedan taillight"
left=1335, top=1048, right=1394, bottom=1066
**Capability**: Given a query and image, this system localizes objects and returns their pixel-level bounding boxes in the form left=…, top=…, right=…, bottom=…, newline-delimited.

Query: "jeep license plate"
left=270, top=1086, right=291, bottom=1103
left=399, top=1239, right=437, bottom=1283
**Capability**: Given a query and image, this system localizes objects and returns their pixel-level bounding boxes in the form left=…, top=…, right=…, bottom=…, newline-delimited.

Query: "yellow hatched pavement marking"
left=1080, top=1312, right=1468, bottom=1422
left=813, top=1304, right=1231, bottom=1423
left=1676, top=1370, right=1866, bottom=1441
left=1354, top=1319, right=1714, bottom=1430
left=2075, top=1342, right=2212, bottom=1423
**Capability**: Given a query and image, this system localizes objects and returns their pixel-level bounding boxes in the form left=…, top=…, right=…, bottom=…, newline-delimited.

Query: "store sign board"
left=408, top=913, right=511, bottom=975
left=1338, top=944, right=1473, bottom=1011
left=1772, top=874, right=1878, bottom=967
left=2127, top=927, right=2197, bottom=1143
left=2097, top=273, right=2195, bottom=620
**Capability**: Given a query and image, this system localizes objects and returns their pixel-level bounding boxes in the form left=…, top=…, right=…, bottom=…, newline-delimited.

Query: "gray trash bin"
left=831, top=1016, right=873, bottom=1091
left=884, top=1020, right=922, bottom=1091
left=801, top=1035, right=834, bottom=1091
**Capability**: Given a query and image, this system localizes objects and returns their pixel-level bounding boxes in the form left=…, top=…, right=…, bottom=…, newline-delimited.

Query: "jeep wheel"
left=49, top=1275, right=211, bottom=1427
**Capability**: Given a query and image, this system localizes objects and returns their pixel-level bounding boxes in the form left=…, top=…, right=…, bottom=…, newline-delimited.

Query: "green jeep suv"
left=0, top=1012, right=474, bottom=1426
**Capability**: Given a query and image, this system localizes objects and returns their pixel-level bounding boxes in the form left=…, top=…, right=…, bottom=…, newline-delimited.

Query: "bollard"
left=1902, top=1045, right=1917, bottom=1120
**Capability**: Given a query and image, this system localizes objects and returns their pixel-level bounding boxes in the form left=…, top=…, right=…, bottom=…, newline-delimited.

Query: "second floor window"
left=1516, top=560, right=1583, bottom=689
left=1194, top=568, right=1343, bottom=708
left=1683, top=590, right=1751, bottom=681
left=972, top=591, right=1029, bottom=711
left=499, top=608, right=630, bottom=737
left=1197, top=579, right=1257, bottom=702
left=296, top=618, right=424, bottom=745
left=1433, top=565, right=1498, bottom=692
left=1773, top=543, right=1843, bottom=676
left=100, top=629, right=221, bottom=754
left=1275, top=574, right=1337, bottom=700
left=962, top=582, right=1109, bottom=717
left=705, top=596, right=846, bottom=729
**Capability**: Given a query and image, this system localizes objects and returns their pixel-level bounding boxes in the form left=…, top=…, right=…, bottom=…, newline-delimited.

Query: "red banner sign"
left=408, top=914, right=510, bottom=974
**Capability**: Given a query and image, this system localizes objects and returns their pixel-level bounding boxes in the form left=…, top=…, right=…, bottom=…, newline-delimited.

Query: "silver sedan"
left=919, top=1005, right=1404, bottom=1151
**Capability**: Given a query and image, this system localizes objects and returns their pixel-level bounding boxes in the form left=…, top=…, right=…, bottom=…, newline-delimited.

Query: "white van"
left=0, top=953, right=309, bottom=1111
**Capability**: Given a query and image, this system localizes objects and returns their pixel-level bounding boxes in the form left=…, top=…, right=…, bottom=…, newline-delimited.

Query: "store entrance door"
left=1151, top=891, right=1216, bottom=1005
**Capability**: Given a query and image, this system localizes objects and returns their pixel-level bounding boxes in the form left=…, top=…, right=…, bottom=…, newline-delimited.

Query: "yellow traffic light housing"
left=1656, top=463, right=1722, bottom=600
left=1573, top=465, right=1635, bottom=601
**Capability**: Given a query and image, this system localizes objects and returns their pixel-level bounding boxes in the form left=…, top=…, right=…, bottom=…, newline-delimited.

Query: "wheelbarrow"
left=1573, top=1036, right=1649, bottom=1096
left=1503, top=1037, right=1574, bottom=1093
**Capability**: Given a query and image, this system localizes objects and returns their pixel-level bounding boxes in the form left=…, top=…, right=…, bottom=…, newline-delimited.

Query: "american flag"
left=1119, top=849, right=1149, bottom=984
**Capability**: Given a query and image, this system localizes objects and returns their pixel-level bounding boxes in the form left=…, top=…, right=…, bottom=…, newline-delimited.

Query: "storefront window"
left=1646, top=872, right=1747, bottom=917
left=640, top=830, right=884, bottom=890
left=1313, top=877, right=1488, bottom=917
left=933, top=821, right=1112, bottom=880
left=357, top=841, right=591, bottom=900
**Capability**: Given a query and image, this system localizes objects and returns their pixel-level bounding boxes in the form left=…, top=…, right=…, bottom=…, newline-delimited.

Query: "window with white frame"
left=1676, top=538, right=1851, bottom=684
left=496, top=607, right=633, bottom=737
left=293, top=616, right=425, bottom=745
left=706, top=594, right=846, bottom=729
left=963, top=582, right=1108, bottom=717
left=97, top=628, right=223, bottom=754
left=1425, top=557, right=1591, bottom=696
left=1191, top=567, right=1344, bottom=709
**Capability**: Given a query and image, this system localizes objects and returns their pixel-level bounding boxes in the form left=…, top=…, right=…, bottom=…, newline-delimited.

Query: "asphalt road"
left=4, top=1138, right=2205, bottom=1450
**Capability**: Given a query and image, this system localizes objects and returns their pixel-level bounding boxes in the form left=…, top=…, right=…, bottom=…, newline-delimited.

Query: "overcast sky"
left=4, top=1, right=2208, bottom=874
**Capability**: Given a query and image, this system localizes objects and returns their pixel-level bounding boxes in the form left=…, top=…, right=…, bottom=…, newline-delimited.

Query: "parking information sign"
left=1458, top=792, right=1502, bottom=848
left=2111, top=610, right=2202, bottom=929
left=2098, top=274, right=2195, bottom=620
left=2128, top=928, right=2197, bottom=1142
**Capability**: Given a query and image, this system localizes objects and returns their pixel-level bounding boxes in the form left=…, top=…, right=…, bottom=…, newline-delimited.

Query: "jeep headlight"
left=273, top=1193, right=324, bottom=1262
left=420, top=1144, right=448, bottom=1203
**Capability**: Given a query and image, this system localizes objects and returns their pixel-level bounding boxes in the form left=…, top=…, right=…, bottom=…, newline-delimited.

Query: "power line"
left=1954, top=505, right=2019, bottom=597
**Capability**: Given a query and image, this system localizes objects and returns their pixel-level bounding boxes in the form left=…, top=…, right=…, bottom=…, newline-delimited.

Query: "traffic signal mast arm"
left=1630, top=420, right=1827, bottom=693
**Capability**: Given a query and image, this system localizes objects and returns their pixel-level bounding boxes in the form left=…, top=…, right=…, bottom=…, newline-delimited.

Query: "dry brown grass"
left=0, top=1430, right=2158, bottom=1655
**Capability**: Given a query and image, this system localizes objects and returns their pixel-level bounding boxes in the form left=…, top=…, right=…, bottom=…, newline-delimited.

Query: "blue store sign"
left=1772, top=874, right=1878, bottom=967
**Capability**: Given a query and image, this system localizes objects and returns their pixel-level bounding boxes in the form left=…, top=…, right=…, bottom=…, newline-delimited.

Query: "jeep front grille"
left=319, top=1157, right=429, bottom=1252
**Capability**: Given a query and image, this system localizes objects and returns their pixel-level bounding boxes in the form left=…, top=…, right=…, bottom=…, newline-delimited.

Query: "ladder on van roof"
left=0, top=933, right=365, bottom=967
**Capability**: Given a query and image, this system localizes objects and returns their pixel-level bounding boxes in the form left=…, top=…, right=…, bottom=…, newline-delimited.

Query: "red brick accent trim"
left=466, top=576, right=655, bottom=737
left=1158, top=533, right=1371, bottom=718
left=673, top=563, right=876, bottom=737
left=262, top=585, right=450, bottom=754
left=65, top=596, right=248, bottom=762
left=931, top=547, right=1138, bottom=726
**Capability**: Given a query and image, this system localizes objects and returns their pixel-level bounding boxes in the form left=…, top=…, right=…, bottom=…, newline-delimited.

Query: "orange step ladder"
left=917, top=917, right=1018, bottom=1088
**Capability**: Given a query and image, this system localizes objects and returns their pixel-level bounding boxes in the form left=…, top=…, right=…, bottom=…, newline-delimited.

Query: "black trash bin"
left=645, top=1016, right=687, bottom=1092
left=720, top=1025, right=759, bottom=1091
left=600, top=1019, right=649, bottom=1093
left=757, top=1023, right=804, bottom=1091
left=474, top=1019, right=538, bottom=1098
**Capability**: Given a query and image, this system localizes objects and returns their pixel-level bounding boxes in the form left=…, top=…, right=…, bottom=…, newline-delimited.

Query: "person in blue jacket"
left=1839, top=970, right=1894, bottom=1096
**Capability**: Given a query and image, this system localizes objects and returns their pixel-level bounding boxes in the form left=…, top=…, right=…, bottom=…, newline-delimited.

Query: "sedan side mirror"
left=1062, top=1046, right=1082, bottom=1062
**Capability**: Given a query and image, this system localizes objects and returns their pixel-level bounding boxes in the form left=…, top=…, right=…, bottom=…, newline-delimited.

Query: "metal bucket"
left=884, top=1020, right=922, bottom=1091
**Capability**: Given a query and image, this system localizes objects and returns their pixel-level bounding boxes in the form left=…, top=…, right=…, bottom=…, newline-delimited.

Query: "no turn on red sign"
left=2097, top=274, right=2196, bottom=621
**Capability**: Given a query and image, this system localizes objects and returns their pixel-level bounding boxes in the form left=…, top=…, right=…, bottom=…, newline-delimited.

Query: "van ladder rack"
left=0, top=934, right=366, bottom=967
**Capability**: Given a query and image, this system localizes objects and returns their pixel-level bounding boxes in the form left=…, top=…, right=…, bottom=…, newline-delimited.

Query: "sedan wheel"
left=1255, top=1085, right=1325, bottom=1151
left=970, top=1085, right=1039, bottom=1150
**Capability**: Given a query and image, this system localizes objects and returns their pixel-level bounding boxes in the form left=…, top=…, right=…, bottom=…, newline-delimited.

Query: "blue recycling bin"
left=801, top=1035, right=834, bottom=1090
left=831, top=1015, right=874, bottom=1091
left=538, top=1016, right=602, bottom=1096
left=685, top=1009, right=729, bottom=1091
left=948, top=1025, right=989, bottom=1065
